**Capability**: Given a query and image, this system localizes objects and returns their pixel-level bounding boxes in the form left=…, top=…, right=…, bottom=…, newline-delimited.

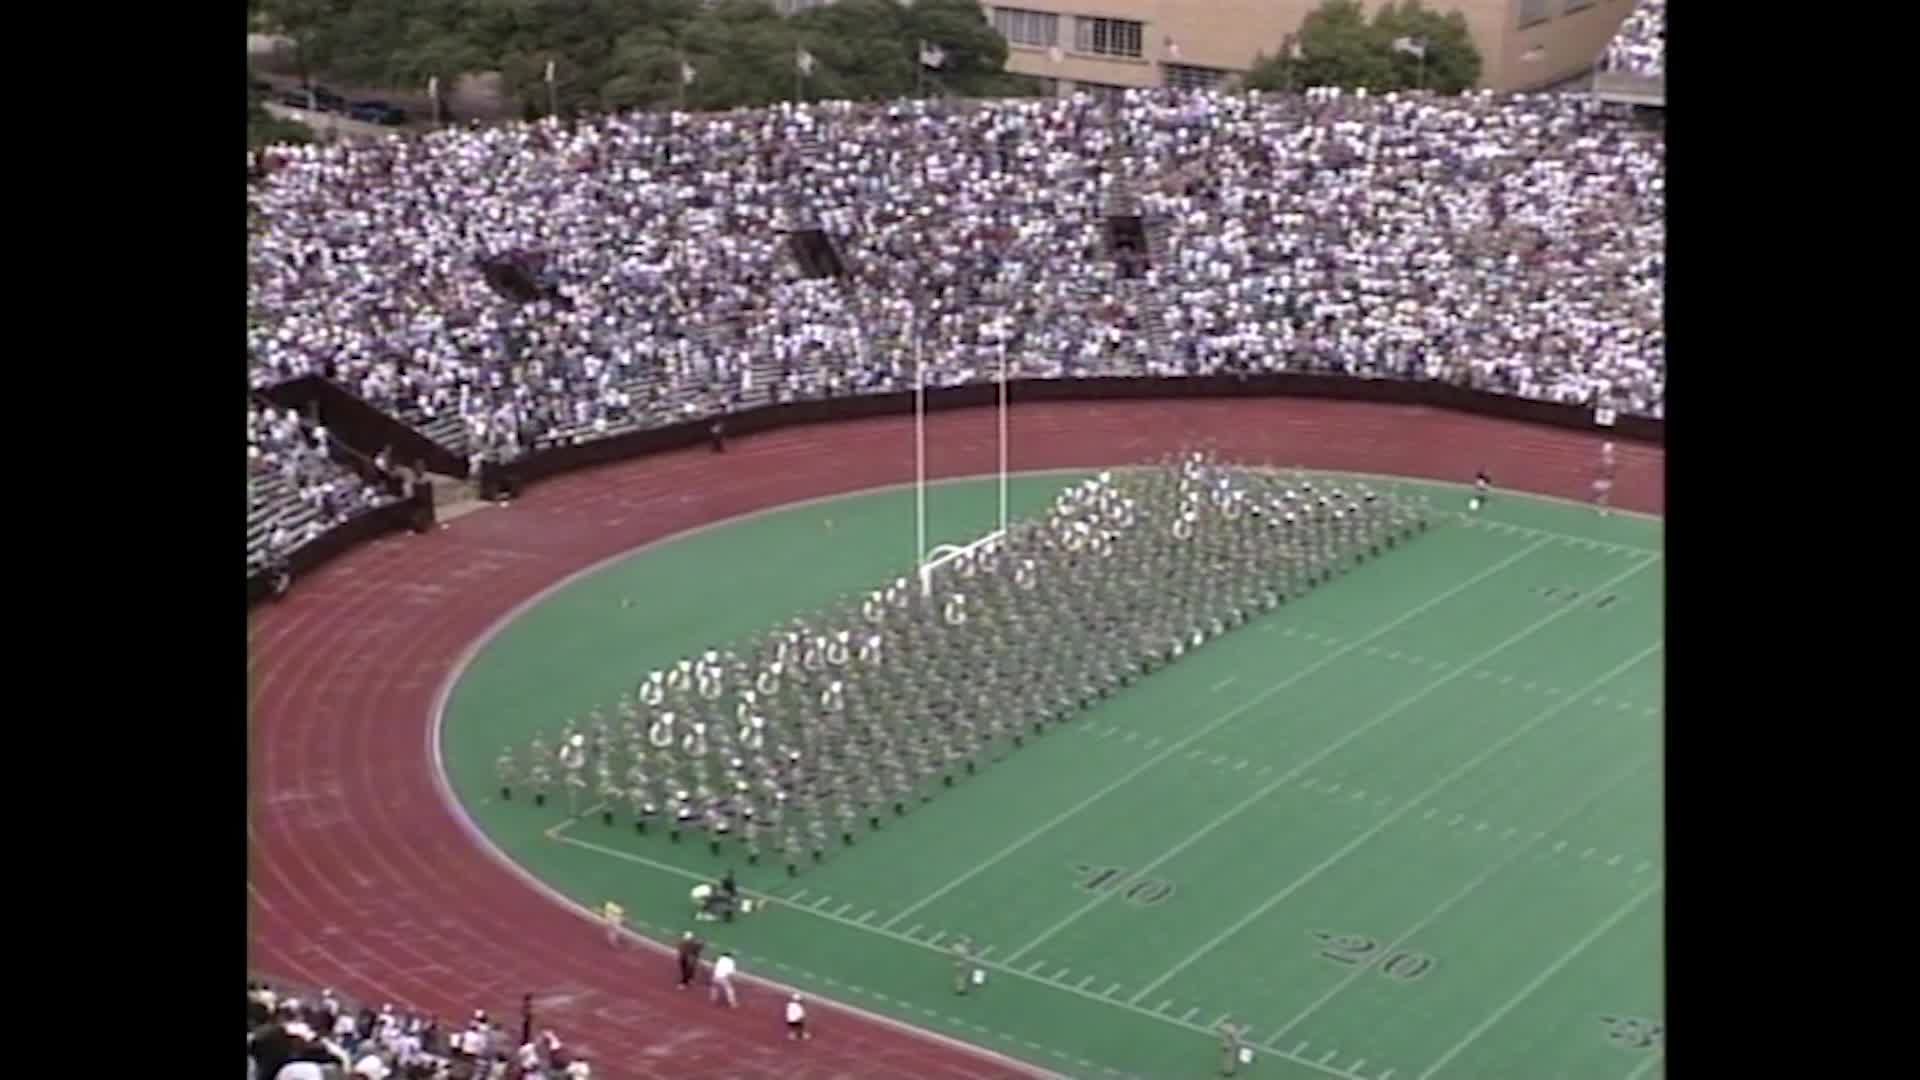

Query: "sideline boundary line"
left=423, top=467, right=1662, bottom=1079
left=547, top=821, right=1361, bottom=1080
left=425, top=481, right=1082, bottom=1079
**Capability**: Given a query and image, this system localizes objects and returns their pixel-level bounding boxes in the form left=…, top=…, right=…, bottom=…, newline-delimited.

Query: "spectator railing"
left=478, top=370, right=1661, bottom=498
left=1592, top=71, right=1666, bottom=107
left=258, top=376, right=471, bottom=478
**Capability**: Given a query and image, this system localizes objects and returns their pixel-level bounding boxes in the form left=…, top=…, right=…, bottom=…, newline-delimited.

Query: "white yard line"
left=1123, top=630, right=1660, bottom=1002
left=1012, top=554, right=1660, bottom=971
left=1622, top=1050, right=1665, bottom=1080
left=1454, top=515, right=1657, bottom=556
left=1268, top=743, right=1661, bottom=1040
left=548, top=831, right=1356, bottom=1078
left=1418, top=878, right=1664, bottom=1080
left=877, top=537, right=1555, bottom=932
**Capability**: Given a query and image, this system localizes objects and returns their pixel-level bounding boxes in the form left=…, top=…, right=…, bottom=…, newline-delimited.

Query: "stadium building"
left=987, top=0, right=1641, bottom=94
left=781, top=0, right=1642, bottom=94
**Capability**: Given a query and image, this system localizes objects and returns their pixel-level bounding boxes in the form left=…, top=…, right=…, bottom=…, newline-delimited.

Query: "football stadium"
left=247, top=3, right=1665, bottom=1078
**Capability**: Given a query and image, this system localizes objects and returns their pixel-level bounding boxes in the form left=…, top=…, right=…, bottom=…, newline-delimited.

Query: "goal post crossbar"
left=918, top=528, right=1007, bottom=599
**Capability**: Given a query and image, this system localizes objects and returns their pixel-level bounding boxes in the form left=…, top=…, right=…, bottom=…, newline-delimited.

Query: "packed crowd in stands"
left=249, top=980, right=592, bottom=1079
left=246, top=86, right=1665, bottom=464
left=247, top=402, right=397, bottom=571
left=1600, top=0, right=1666, bottom=78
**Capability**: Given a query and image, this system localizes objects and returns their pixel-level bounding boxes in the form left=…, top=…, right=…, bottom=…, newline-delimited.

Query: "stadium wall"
left=245, top=487, right=434, bottom=608
left=481, top=374, right=1660, bottom=498
left=246, top=377, right=1659, bottom=607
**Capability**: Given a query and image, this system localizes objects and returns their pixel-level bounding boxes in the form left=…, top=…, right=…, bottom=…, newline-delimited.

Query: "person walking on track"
left=601, top=900, right=624, bottom=948
left=784, top=994, right=809, bottom=1041
left=676, top=931, right=705, bottom=990
left=710, top=951, right=739, bottom=1008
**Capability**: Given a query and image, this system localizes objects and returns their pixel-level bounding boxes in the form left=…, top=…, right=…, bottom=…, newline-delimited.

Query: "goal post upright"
left=915, top=318, right=927, bottom=574
left=998, top=337, right=1009, bottom=537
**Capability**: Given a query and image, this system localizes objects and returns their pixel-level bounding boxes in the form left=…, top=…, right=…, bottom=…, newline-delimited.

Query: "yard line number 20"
left=1308, top=930, right=1435, bottom=982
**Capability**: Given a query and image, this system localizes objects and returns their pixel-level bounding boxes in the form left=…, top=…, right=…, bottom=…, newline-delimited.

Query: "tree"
left=1244, top=0, right=1481, bottom=94
left=897, top=0, right=1017, bottom=98
left=248, top=77, right=314, bottom=148
left=1371, top=0, right=1479, bottom=93
left=250, top=0, right=1041, bottom=130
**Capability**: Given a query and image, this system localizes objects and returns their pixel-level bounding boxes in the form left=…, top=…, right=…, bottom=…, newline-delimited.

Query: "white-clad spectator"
left=247, top=401, right=397, bottom=571
left=710, top=950, right=739, bottom=1007
left=250, top=90, right=1664, bottom=454
left=1601, top=0, right=1666, bottom=78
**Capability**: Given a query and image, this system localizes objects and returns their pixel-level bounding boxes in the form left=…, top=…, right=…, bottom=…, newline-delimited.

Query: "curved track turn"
left=247, top=398, right=1664, bottom=1079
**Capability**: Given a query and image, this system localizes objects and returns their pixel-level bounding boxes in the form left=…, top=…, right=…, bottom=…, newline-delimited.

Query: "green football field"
left=442, top=471, right=1664, bottom=1080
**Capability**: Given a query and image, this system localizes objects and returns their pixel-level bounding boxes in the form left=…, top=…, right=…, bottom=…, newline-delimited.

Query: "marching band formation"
left=494, top=455, right=1430, bottom=876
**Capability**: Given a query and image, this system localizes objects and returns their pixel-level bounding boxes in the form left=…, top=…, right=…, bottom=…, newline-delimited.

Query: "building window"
left=992, top=7, right=1060, bottom=49
left=1517, top=0, right=1552, bottom=27
left=1074, top=16, right=1144, bottom=59
left=1564, top=0, right=1595, bottom=10
left=1163, top=63, right=1229, bottom=91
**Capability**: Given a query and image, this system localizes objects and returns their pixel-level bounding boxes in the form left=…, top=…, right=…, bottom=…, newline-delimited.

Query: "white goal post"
left=918, top=528, right=1007, bottom=599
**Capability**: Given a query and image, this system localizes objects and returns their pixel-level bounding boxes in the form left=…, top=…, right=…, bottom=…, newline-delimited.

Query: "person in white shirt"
left=601, top=899, right=625, bottom=947
left=710, top=950, right=739, bottom=1007
left=784, top=993, right=809, bottom=1040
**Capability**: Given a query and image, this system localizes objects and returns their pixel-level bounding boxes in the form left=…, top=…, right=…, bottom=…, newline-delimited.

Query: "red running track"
left=247, top=398, right=1664, bottom=1080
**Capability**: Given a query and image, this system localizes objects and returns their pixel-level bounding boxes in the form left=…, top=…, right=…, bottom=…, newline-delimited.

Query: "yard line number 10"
left=1072, top=864, right=1177, bottom=906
